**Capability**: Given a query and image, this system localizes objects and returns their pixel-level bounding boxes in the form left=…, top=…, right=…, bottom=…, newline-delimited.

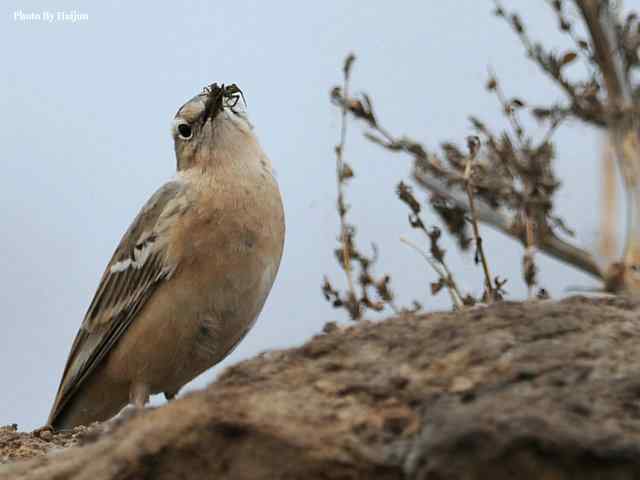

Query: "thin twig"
left=489, top=67, right=526, bottom=147
left=464, top=138, right=496, bottom=301
left=522, top=210, right=538, bottom=298
left=400, top=236, right=464, bottom=309
left=335, top=54, right=357, bottom=299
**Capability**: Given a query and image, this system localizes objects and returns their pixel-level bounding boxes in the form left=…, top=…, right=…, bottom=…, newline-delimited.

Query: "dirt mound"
left=3, top=296, right=640, bottom=479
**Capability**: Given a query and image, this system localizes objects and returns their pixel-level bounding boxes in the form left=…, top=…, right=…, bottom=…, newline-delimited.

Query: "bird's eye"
left=177, top=122, right=193, bottom=140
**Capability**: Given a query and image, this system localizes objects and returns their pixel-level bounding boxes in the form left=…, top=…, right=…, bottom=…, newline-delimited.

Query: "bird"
left=47, top=83, right=285, bottom=430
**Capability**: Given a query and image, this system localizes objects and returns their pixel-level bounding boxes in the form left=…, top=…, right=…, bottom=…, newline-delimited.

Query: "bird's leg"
left=104, top=383, right=151, bottom=429
left=129, top=383, right=150, bottom=409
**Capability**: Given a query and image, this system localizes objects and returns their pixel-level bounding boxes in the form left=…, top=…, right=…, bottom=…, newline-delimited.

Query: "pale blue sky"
left=2, top=1, right=624, bottom=429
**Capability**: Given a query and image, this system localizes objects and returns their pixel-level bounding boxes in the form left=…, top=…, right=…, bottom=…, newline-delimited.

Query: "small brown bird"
left=47, top=83, right=285, bottom=430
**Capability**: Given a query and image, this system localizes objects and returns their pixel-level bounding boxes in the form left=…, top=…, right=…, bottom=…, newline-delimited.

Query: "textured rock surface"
left=3, top=296, right=640, bottom=479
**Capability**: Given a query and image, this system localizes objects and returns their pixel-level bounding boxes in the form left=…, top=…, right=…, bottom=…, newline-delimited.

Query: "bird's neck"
left=178, top=133, right=271, bottom=183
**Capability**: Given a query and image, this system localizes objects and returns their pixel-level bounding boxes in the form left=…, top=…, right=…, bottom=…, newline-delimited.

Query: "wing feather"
left=48, top=181, right=188, bottom=426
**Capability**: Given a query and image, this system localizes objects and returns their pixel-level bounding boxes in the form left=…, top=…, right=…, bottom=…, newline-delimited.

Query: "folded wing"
left=47, top=181, right=190, bottom=426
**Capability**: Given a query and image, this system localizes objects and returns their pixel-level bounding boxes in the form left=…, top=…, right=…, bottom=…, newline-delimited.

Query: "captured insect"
left=201, top=83, right=247, bottom=123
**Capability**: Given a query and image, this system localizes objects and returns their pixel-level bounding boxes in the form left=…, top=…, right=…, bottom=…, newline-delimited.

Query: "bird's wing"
left=47, top=180, right=190, bottom=426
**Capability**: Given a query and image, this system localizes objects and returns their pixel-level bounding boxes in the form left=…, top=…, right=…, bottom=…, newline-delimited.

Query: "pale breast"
left=167, top=166, right=285, bottom=382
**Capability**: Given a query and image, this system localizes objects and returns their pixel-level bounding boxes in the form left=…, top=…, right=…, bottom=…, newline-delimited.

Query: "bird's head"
left=172, top=83, right=254, bottom=172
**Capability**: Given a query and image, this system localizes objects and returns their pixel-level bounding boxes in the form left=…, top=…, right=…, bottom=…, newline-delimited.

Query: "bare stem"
left=335, top=54, right=357, bottom=298
left=400, top=236, right=464, bottom=309
left=464, top=143, right=496, bottom=301
left=600, top=136, right=618, bottom=260
left=523, top=210, right=537, bottom=298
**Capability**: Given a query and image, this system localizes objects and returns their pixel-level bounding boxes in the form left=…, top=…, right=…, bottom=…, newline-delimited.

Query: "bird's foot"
left=103, top=404, right=146, bottom=432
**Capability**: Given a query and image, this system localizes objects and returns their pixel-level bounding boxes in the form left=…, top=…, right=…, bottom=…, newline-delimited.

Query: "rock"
left=3, top=296, right=640, bottom=479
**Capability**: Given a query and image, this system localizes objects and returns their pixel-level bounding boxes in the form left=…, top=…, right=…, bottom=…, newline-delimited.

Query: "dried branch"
left=324, top=55, right=406, bottom=320
left=400, top=237, right=464, bottom=310
left=335, top=53, right=357, bottom=300
left=463, top=136, right=497, bottom=301
left=576, top=0, right=640, bottom=281
left=600, top=136, right=618, bottom=260
left=495, top=0, right=640, bottom=290
left=412, top=164, right=601, bottom=278
left=397, top=181, right=466, bottom=309
left=485, top=75, right=544, bottom=296
left=324, top=0, right=640, bottom=315
left=576, top=0, right=632, bottom=108
left=331, top=89, right=602, bottom=282
left=494, top=0, right=607, bottom=128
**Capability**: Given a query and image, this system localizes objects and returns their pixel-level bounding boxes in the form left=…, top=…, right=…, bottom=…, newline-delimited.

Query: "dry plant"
left=322, top=54, right=407, bottom=320
left=324, top=0, right=640, bottom=317
left=396, top=181, right=468, bottom=309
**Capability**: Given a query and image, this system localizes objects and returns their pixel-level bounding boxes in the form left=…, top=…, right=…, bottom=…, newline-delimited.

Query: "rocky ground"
left=3, top=296, right=640, bottom=479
